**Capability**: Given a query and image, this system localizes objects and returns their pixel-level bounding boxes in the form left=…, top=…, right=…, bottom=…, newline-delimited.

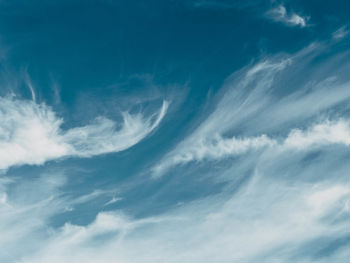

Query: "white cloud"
left=13, top=176, right=350, bottom=263
left=333, top=26, right=349, bottom=40
left=104, top=196, right=122, bottom=206
left=267, top=5, right=307, bottom=27
left=3, top=37, right=350, bottom=263
left=24, top=72, right=36, bottom=102
left=0, top=97, right=168, bottom=171
left=153, top=118, right=350, bottom=176
left=64, top=100, right=168, bottom=157
left=152, top=44, right=350, bottom=176
left=306, top=185, right=350, bottom=216
left=0, top=154, right=347, bottom=263
left=153, top=134, right=275, bottom=176
left=0, top=97, right=69, bottom=171
left=0, top=173, right=67, bottom=262
left=284, top=119, right=350, bottom=149
left=152, top=59, right=290, bottom=176
left=69, top=189, right=117, bottom=207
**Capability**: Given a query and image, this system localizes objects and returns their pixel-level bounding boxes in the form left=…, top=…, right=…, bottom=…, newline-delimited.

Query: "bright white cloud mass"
left=1, top=1, right=350, bottom=262
left=0, top=96, right=168, bottom=171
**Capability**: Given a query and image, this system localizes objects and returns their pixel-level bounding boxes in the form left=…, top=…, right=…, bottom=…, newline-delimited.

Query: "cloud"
left=306, top=185, right=350, bottom=216
left=12, top=174, right=350, bottom=263
left=0, top=173, right=67, bottom=262
left=1, top=148, right=349, bottom=263
left=152, top=43, right=350, bottom=176
left=151, top=59, right=290, bottom=176
left=266, top=5, right=307, bottom=27
left=64, top=100, right=168, bottom=157
left=23, top=71, right=36, bottom=102
left=0, top=97, right=168, bottom=171
left=284, top=119, right=350, bottom=150
left=104, top=196, right=122, bottom=207
left=333, top=26, right=349, bottom=40
left=70, top=189, right=117, bottom=206
left=153, top=118, right=350, bottom=176
left=3, top=33, right=350, bottom=263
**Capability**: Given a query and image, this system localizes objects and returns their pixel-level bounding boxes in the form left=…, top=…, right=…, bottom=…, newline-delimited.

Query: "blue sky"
left=1, top=0, right=350, bottom=262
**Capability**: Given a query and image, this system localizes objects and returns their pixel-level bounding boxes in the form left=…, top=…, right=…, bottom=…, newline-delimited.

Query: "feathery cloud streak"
left=0, top=97, right=168, bottom=171
left=266, top=5, right=308, bottom=27
left=153, top=44, right=350, bottom=176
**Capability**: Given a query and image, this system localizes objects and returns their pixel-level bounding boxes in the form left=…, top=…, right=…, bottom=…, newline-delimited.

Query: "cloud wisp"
left=266, top=5, right=308, bottom=27
left=153, top=118, right=350, bottom=176
left=153, top=120, right=350, bottom=175
left=152, top=44, right=350, bottom=176
left=0, top=97, right=168, bottom=171
left=333, top=26, right=349, bottom=40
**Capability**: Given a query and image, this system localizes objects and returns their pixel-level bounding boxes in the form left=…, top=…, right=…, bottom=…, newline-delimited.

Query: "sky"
left=1, top=0, right=350, bottom=262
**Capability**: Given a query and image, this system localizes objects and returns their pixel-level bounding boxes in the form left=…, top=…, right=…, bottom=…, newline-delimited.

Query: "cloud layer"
left=2, top=40, right=350, bottom=263
left=3, top=167, right=350, bottom=263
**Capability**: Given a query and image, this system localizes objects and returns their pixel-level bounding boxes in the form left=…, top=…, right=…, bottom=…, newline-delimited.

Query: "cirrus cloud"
left=0, top=97, right=168, bottom=171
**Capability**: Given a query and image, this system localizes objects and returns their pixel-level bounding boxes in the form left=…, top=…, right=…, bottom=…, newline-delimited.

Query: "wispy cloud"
left=2, top=34, right=350, bottom=263
left=266, top=5, right=308, bottom=27
left=104, top=196, right=122, bottom=207
left=333, top=26, right=349, bottom=40
left=23, top=70, right=36, bottom=102
left=70, top=189, right=117, bottom=206
left=153, top=119, right=350, bottom=176
left=152, top=44, right=350, bottom=176
left=2, top=42, right=350, bottom=263
left=0, top=173, right=67, bottom=262
left=2, top=152, right=349, bottom=263
left=284, top=119, right=350, bottom=149
left=0, top=97, right=168, bottom=171
left=13, top=176, right=350, bottom=263
left=1, top=1, right=350, bottom=262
